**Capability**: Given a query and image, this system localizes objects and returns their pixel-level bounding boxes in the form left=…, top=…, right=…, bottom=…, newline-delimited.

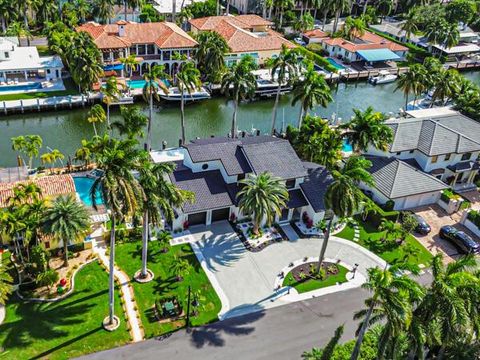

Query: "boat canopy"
left=357, top=49, right=401, bottom=62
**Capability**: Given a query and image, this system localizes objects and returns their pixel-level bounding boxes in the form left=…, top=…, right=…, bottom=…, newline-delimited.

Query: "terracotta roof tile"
left=321, top=31, right=408, bottom=53
left=303, top=29, right=329, bottom=39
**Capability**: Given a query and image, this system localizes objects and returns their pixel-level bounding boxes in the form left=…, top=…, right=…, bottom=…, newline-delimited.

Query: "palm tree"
left=119, top=54, right=139, bottom=78
left=194, top=31, right=230, bottom=83
left=430, top=69, right=461, bottom=106
left=102, top=76, right=123, bottom=128
left=379, top=218, right=402, bottom=242
left=11, top=135, right=43, bottom=169
left=267, top=45, right=299, bottom=135
left=302, top=325, right=344, bottom=359
left=112, top=105, right=148, bottom=140
left=319, top=156, right=374, bottom=271
left=75, top=139, right=94, bottom=168
left=273, top=0, right=294, bottom=29
left=170, top=255, right=193, bottom=281
left=76, top=0, right=90, bottom=23
left=142, top=65, right=169, bottom=151
left=91, top=137, right=145, bottom=328
left=342, top=16, right=366, bottom=40
left=400, top=8, right=418, bottom=41
left=361, top=199, right=377, bottom=221
left=43, top=195, right=90, bottom=267
left=350, top=265, right=425, bottom=360
left=237, top=172, right=289, bottom=235
left=5, top=21, right=32, bottom=46
left=292, top=61, right=332, bottom=128
left=221, top=56, right=257, bottom=139
left=93, top=0, right=115, bottom=23
left=125, top=0, right=143, bottom=21
left=40, top=149, right=64, bottom=169
left=176, top=60, right=201, bottom=144
left=341, top=106, right=393, bottom=153
left=0, top=261, right=12, bottom=305
left=331, top=0, right=350, bottom=33
left=395, top=64, right=427, bottom=109
left=87, top=104, right=107, bottom=137
left=320, top=0, right=332, bottom=31
left=294, top=13, right=315, bottom=33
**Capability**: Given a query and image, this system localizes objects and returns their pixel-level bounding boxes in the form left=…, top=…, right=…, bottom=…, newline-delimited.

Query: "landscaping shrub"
left=295, top=46, right=338, bottom=73
left=306, top=43, right=329, bottom=57
left=362, top=196, right=399, bottom=227
left=68, top=243, right=85, bottom=253
left=440, top=189, right=461, bottom=203
left=467, top=210, right=480, bottom=228
left=382, top=200, right=395, bottom=212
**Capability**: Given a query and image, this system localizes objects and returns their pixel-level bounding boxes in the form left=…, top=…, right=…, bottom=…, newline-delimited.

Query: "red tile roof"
left=0, top=174, right=76, bottom=208
left=321, top=31, right=408, bottom=52
left=303, top=29, right=329, bottom=39
left=189, top=16, right=294, bottom=53
left=77, top=21, right=198, bottom=50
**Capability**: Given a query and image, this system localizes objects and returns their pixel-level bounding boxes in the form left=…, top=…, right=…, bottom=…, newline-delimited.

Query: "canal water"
left=0, top=72, right=479, bottom=167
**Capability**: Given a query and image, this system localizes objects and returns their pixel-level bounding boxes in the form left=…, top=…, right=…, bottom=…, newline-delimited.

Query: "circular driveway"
left=189, top=221, right=386, bottom=319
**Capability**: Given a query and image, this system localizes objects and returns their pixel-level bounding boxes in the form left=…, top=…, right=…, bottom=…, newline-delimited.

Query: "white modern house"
left=0, top=37, right=64, bottom=91
left=150, top=135, right=334, bottom=230
left=362, top=111, right=480, bottom=210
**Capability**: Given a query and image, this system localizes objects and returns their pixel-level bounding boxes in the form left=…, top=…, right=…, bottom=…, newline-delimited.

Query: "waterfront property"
left=0, top=37, right=64, bottom=94
left=152, top=0, right=206, bottom=20
left=363, top=110, right=480, bottom=209
left=189, top=15, right=295, bottom=65
left=76, top=21, right=198, bottom=76
left=150, top=135, right=334, bottom=230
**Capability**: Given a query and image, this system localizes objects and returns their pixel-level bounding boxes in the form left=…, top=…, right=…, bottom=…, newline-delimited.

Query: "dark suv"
left=412, top=214, right=431, bottom=235
left=439, top=225, right=480, bottom=254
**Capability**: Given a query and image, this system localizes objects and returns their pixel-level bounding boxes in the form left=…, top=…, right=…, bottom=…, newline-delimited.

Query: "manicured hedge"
left=367, top=27, right=431, bottom=59
left=361, top=194, right=399, bottom=227
left=467, top=210, right=480, bottom=228
left=295, top=46, right=339, bottom=73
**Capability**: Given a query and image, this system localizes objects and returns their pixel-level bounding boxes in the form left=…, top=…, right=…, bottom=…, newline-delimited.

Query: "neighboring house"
left=302, top=29, right=329, bottom=44
left=109, top=5, right=142, bottom=23
left=76, top=21, right=198, bottom=76
left=189, top=15, right=295, bottom=65
left=0, top=174, right=77, bottom=249
left=363, top=111, right=480, bottom=209
left=0, top=37, right=63, bottom=84
left=150, top=135, right=333, bottom=229
left=316, top=30, right=408, bottom=64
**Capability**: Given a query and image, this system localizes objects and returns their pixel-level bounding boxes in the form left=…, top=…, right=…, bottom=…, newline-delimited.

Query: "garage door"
left=188, top=212, right=207, bottom=226
left=211, top=208, right=230, bottom=222
left=403, top=192, right=439, bottom=209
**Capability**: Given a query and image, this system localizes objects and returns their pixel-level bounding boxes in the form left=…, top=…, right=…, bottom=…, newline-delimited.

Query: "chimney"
left=117, top=21, right=127, bottom=37
left=162, top=141, right=167, bottom=150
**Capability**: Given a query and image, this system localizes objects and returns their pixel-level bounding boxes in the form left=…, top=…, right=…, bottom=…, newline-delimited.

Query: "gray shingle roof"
left=365, top=156, right=448, bottom=199
left=300, top=162, right=334, bottom=212
left=287, top=189, right=308, bottom=209
left=169, top=165, right=233, bottom=213
left=387, top=114, right=480, bottom=156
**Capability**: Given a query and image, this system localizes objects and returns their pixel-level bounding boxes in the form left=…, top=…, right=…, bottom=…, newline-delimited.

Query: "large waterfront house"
left=189, top=15, right=295, bottom=65
left=362, top=111, right=480, bottom=210
left=76, top=21, right=198, bottom=76
left=0, top=37, right=63, bottom=90
left=309, top=30, right=408, bottom=64
left=151, top=135, right=333, bottom=230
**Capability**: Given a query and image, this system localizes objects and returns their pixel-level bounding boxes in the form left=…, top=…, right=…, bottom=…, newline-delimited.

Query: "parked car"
left=412, top=214, right=431, bottom=235
left=439, top=225, right=480, bottom=254
left=294, top=37, right=306, bottom=46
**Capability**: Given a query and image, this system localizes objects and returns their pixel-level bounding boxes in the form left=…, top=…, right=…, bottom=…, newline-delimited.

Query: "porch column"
left=452, top=172, right=460, bottom=185
left=24, top=71, right=28, bottom=80
left=467, top=170, right=477, bottom=183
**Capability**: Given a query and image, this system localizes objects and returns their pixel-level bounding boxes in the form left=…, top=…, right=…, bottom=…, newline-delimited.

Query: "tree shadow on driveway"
left=195, top=232, right=245, bottom=272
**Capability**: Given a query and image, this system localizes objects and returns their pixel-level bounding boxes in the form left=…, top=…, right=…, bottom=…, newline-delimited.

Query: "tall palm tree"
left=320, top=0, right=332, bottom=31
left=87, top=104, right=107, bottom=137
left=319, top=156, right=374, bottom=271
left=40, top=149, right=64, bottom=169
left=331, top=0, right=350, bottom=33
left=430, top=69, right=461, bottom=106
left=102, top=76, right=123, bottom=128
left=342, top=16, right=366, bottom=40
left=142, top=65, right=169, bottom=151
left=112, top=105, right=148, bottom=140
left=11, top=135, right=43, bottom=169
left=93, top=0, right=115, bottom=24
left=350, top=265, right=425, bottom=360
left=395, top=64, right=427, bottom=109
left=237, top=172, right=289, bottom=235
left=221, top=56, right=257, bottom=139
left=43, top=195, right=90, bottom=267
left=91, top=137, right=145, bottom=328
left=274, top=0, right=294, bottom=29
left=267, top=45, right=299, bottom=135
left=194, top=31, right=230, bottom=83
left=176, top=60, right=201, bottom=144
left=341, top=106, right=393, bottom=153
left=292, top=61, right=332, bottom=128
left=120, top=54, right=139, bottom=78
left=400, top=8, right=418, bottom=41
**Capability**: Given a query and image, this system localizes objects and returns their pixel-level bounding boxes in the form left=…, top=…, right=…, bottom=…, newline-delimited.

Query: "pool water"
left=127, top=79, right=171, bottom=89
left=342, top=139, right=353, bottom=152
left=327, top=58, right=346, bottom=70
left=0, top=82, right=42, bottom=92
left=73, top=177, right=104, bottom=206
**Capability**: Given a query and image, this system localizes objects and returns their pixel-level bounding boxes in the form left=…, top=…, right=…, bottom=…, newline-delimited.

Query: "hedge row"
left=361, top=194, right=399, bottom=227
left=467, top=210, right=480, bottom=228
left=295, top=46, right=339, bottom=73
left=367, top=27, right=431, bottom=59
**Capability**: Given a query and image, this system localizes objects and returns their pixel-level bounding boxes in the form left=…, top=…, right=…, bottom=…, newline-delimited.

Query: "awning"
left=103, top=64, right=124, bottom=71
left=356, top=49, right=401, bottom=62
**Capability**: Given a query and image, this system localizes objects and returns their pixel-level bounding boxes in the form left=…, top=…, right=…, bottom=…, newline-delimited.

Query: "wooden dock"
left=1, top=95, right=91, bottom=115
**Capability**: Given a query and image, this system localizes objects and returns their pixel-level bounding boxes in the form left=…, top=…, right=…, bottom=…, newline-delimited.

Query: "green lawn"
left=0, top=261, right=131, bottom=360
left=0, top=78, right=79, bottom=101
left=336, top=218, right=433, bottom=267
left=282, top=265, right=349, bottom=293
left=114, top=240, right=222, bottom=338
left=36, top=45, right=54, bottom=56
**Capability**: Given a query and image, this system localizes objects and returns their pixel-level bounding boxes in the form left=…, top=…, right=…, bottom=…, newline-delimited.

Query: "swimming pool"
left=342, top=139, right=353, bottom=152
left=0, top=82, right=43, bottom=92
left=127, top=79, right=171, bottom=89
left=327, top=58, right=346, bottom=70
left=73, top=177, right=104, bottom=206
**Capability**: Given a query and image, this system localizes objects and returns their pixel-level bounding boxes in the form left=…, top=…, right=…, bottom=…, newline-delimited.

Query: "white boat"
left=159, top=87, right=211, bottom=101
left=368, top=70, right=397, bottom=85
left=253, top=69, right=293, bottom=97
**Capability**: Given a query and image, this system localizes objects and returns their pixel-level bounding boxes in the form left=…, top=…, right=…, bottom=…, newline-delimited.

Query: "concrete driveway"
left=189, top=221, right=385, bottom=319
left=412, top=204, right=479, bottom=262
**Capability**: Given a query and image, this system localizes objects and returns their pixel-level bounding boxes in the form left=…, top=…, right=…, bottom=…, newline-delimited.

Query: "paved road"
left=79, top=272, right=432, bottom=360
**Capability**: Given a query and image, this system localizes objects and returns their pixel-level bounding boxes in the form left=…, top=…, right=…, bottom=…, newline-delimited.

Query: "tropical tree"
left=93, top=0, right=115, bottom=23
left=273, top=0, right=294, bottom=29
left=351, top=265, right=425, bottom=360
left=11, top=135, right=43, bottom=169
left=292, top=61, right=332, bottom=128
left=75, top=139, right=94, bottom=167
left=176, top=60, right=201, bottom=144
left=102, top=76, right=123, bottom=128
left=342, top=16, right=366, bottom=40
left=400, top=8, right=418, bottom=41
left=43, top=195, right=90, bottom=267
left=40, top=149, right=65, bottom=169
left=294, top=13, right=315, bottom=32
left=194, top=31, right=230, bottom=83
left=170, top=255, right=193, bottom=281
left=119, top=54, right=139, bottom=78
left=319, top=156, right=374, bottom=271
left=90, top=137, right=145, bottom=328
left=379, top=218, right=402, bottom=242
left=5, top=21, right=32, bottom=46
left=87, top=104, right=106, bottom=137
left=341, top=106, right=393, bottom=153
left=0, top=0, right=15, bottom=33
left=221, top=55, right=257, bottom=138
left=430, top=68, right=461, bottom=106
left=142, top=64, right=169, bottom=151
left=112, top=105, right=148, bottom=140
left=69, top=31, right=104, bottom=91
left=302, top=325, right=344, bottom=360
left=0, top=261, right=13, bottom=305
left=237, top=172, right=289, bottom=235
left=331, top=0, right=351, bottom=33
left=395, top=63, right=427, bottom=109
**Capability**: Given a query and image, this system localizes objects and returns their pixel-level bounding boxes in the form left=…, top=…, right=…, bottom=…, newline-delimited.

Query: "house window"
left=4, top=52, right=9, bottom=58
left=461, top=152, right=472, bottom=161
left=44, top=241, right=50, bottom=249
left=396, top=152, right=402, bottom=156
left=146, top=44, right=155, bottom=54
left=444, top=153, right=451, bottom=161
left=163, top=51, right=171, bottom=61
left=129, top=46, right=136, bottom=55
left=409, top=150, right=414, bottom=154
left=137, top=45, right=146, bottom=55
left=201, top=164, right=209, bottom=170
left=431, top=155, right=438, bottom=163
left=285, top=179, right=296, bottom=189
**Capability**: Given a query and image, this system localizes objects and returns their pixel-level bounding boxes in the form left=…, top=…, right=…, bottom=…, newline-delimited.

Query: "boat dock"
left=1, top=95, right=91, bottom=114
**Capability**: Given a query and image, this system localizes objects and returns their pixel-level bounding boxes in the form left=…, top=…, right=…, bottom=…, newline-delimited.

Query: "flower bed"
left=236, top=222, right=283, bottom=251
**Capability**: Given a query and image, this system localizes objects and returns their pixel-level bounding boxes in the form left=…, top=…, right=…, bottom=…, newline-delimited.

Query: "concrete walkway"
left=189, top=221, right=386, bottom=320
left=92, top=239, right=143, bottom=342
